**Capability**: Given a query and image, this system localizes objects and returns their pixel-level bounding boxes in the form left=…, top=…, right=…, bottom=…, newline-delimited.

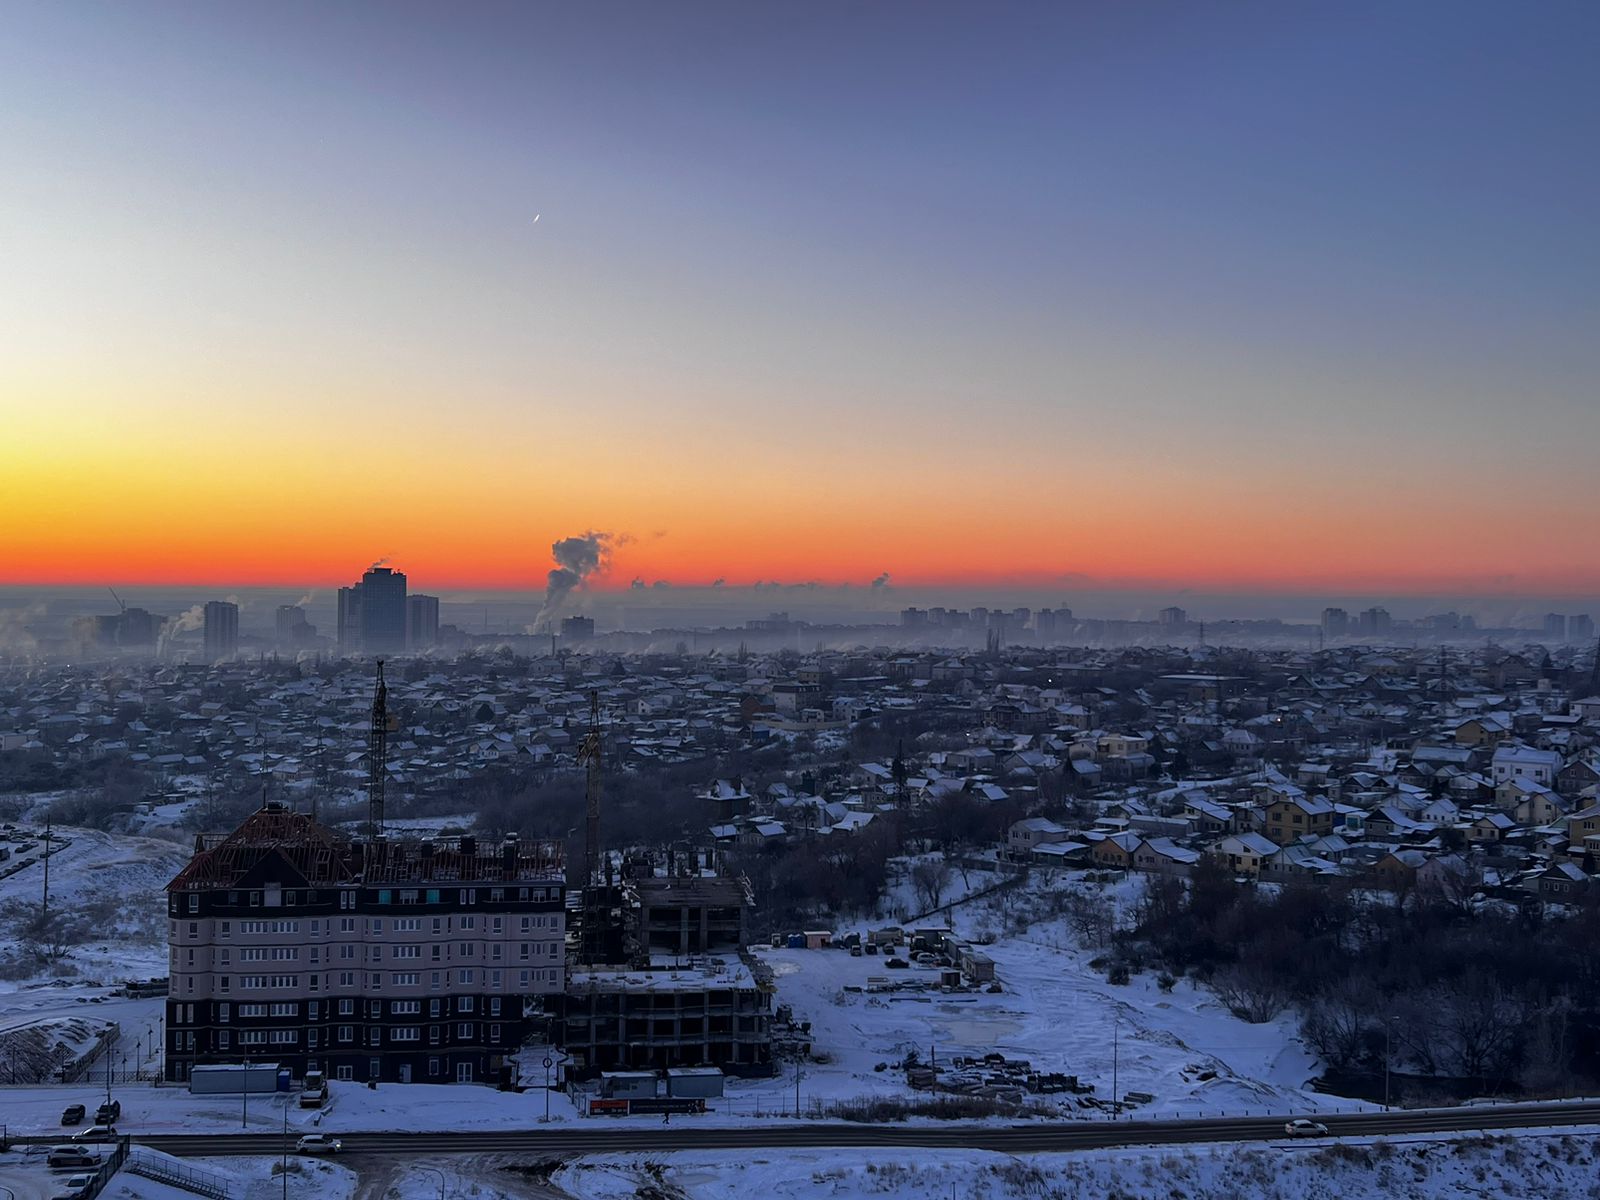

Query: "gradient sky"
left=2, top=1, right=1597, bottom=594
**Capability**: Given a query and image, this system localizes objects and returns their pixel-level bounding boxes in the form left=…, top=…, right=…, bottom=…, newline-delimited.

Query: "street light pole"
left=1112, top=1011, right=1119, bottom=1120
left=281, top=1100, right=289, bottom=1200
left=1384, top=1020, right=1393, bottom=1112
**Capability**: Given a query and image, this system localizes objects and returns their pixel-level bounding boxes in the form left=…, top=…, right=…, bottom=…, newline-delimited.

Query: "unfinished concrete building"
left=556, top=849, right=773, bottom=1078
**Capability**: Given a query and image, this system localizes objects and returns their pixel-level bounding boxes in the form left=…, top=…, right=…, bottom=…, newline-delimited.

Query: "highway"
left=28, top=1100, right=1599, bottom=1159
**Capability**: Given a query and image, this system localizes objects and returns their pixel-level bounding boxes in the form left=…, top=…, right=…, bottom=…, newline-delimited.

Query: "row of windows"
left=182, top=915, right=561, bottom=939
left=190, top=994, right=521, bottom=1024
left=176, top=947, right=560, bottom=972
left=183, top=968, right=561, bottom=996
left=184, top=886, right=560, bottom=913
left=207, top=1024, right=506, bottom=1050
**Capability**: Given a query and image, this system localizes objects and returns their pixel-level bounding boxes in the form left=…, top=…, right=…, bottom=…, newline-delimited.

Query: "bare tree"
left=910, top=858, right=953, bottom=913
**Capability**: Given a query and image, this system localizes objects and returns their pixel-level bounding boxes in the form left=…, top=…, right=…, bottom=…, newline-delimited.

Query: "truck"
left=299, top=1069, right=329, bottom=1108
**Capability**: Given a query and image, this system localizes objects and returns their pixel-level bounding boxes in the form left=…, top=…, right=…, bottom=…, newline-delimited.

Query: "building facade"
left=165, top=805, right=565, bottom=1086
left=202, top=601, right=239, bottom=661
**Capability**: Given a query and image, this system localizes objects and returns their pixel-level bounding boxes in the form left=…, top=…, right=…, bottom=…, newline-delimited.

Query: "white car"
left=1284, top=1118, right=1330, bottom=1137
left=295, top=1133, right=342, bottom=1154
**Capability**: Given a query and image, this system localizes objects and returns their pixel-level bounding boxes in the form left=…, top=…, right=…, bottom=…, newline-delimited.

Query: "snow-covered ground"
left=733, top=868, right=1343, bottom=1121
left=555, top=1131, right=1600, bottom=1200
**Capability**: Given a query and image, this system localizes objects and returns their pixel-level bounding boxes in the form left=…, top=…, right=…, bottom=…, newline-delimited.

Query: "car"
left=47, top=1146, right=98, bottom=1169
left=95, top=1099, right=121, bottom=1123
left=295, top=1133, right=342, bottom=1154
left=61, top=1174, right=96, bottom=1197
left=1284, top=1118, right=1330, bottom=1137
left=60, top=1104, right=86, bottom=1125
left=71, top=1124, right=117, bottom=1142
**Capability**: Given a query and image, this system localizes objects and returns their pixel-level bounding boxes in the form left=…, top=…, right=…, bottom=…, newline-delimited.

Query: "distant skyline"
left=3, top=3, right=1597, bottom=593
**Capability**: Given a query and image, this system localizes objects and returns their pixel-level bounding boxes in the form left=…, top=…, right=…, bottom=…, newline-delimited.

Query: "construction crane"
left=576, top=691, right=603, bottom=888
left=367, top=661, right=393, bottom=838
left=107, top=587, right=126, bottom=613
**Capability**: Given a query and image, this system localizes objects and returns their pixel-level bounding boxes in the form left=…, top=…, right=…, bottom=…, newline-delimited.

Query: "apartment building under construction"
left=555, top=849, right=774, bottom=1078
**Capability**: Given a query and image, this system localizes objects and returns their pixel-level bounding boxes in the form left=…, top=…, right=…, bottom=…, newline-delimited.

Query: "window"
left=339, top=918, right=355, bottom=933
left=427, top=890, right=440, bottom=905
left=392, top=999, right=421, bottom=1014
left=270, top=1002, right=296, bottom=1016
left=460, top=915, right=476, bottom=930
left=250, top=892, right=261, bottom=907
left=338, top=972, right=355, bottom=987
left=458, top=943, right=474, bottom=956
left=490, top=889, right=504, bottom=903
left=489, top=1024, right=500, bottom=1042
left=218, top=1003, right=230, bottom=1022
left=218, top=1031, right=230, bottom=1049
left=187, top=894, right=199, bottom=912
left=428, top=1057, right=440, bottom=1076
left=339, top=891, right=355, bottom=911
left=391, top=973, right=419, bottom=986
left=457, top=1023, right=473, bottom=1038
left=378, top=890, right=391, bottom=906
left=371, top=946, right=383, bottom=963
left=488, top=997, right=501, bottom=1016
left=309, top=1001, right=320, bottom=1019
left=491, top=945, right=502, bottom=961
left=371, top=919, right=384, bottom=934
left=429, top=998, right=441, bottom=1016
left=461, top=889, right=477, bottom=906
left=338, top=1026, right=353, bottom=1043
left=336, top=1065, right=353, bottom=1080
left=519, top=944, right=530, bottom=961
left=270, top=1030, right=296, bottom=1045
left=458, top=995, right=474, bottom=1013
left=219, top=950, right=230, bottom=966
left=239, top=1003, right=268, bottom=1017
left=432, top=917, right=443, bottom=934
left=458, top=970, right=474, bottom=986
left=430, top=972, right=442, bottom=990
left=340, top=946, right=355, bottom=960
left=490, top=916, right=503, bottom=933
left=394, top=918, right=421, bottom=933
left=393, top=945, right=420, bottom=959
left=431, top=946, right=441, bottom=961
left=520, top=917, right=531, bottom=933
left=399, top=890, right=418, bottom=904
left=391, top=1027, right=420, bottom=1042
left=220, top=921, right=231, bottom=937
left=219, top=977, right=230, bottom=993
left=339, top=999, right=354, bottom=1015
left=188, top=922, right=198, bottom=938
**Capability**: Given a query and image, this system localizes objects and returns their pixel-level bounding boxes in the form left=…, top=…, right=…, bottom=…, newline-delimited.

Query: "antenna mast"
left=367, top=661, right=389, bottom=837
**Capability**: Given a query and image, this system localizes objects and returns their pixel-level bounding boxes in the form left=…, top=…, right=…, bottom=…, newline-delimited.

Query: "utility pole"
left=41, top=819, right=51, bottom=925
left=281, top=1098, right=289, bottom=1200
left=1111, top=1011, right=1119, bottom=1120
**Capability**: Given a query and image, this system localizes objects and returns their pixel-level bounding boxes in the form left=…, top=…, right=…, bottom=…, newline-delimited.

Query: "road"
left=35, top=1100, right=1600, bottom=1158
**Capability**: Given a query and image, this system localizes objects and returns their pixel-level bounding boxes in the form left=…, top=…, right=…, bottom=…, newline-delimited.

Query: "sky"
left=2, top=1, right=1597, bottom=596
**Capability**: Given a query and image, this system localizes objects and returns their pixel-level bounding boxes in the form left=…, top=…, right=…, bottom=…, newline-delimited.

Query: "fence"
left=78, top=1134, right=129, bottom=1200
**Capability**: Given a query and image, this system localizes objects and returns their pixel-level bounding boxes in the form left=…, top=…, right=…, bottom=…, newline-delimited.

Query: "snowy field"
left=554, top=1131, right=1600, bottom=1200
left=733, top=867, right=1341, bottom=1122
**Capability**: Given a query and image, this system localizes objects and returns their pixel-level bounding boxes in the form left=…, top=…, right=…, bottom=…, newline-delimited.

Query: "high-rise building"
left=360, top=567, right=407, bottom=655
left=337, top=566, right=409, bottom=655
left=1035, top=609, right=1057, bottom=643
left=900, top=607, right=928, bottom=628
left=1321, top=608, right=1349, bottom=637
left=164, top=804, right=566, bottom=1086
left=337, top=586, right=363, bottom=653
left=1543, top=613, right=1569, bottom=641
left=276, top=604, right=314, bottom=647
left=1570, top=614, right=1595, bottom=640
left=1357, top=607, right=1392, bottom=637
left=1159, top=606, right=1188, bottom=627
left=558, top=615, right=594, bottom=642
left=407, top=595, right=440, bottom=650
left=202, top=601, right=238, bottom=661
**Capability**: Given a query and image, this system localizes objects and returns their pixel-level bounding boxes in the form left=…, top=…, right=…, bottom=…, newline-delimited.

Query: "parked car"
left=61, top=1174, right=96, bottom=1197
left=1284, top=1118, right=1329, bottom=1137
left=71, top=1124, right=117, bottom=1142
left=47, top=1146, right=98, bottom=1168
left=95, top=1098, right=121, bottom=1123
left=60, top=1103, right=86, bottom=1125
left=295, top=1133, right=342, bottom=1154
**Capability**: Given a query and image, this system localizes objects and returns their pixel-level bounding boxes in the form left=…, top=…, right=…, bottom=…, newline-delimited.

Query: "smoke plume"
left=533, top=531, right=614, bottom=630
left=711, top=578, right=725, bottom=588
left=157, top=605, right=206, bottom=655
left=870, top=572, right=891, bottom=589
